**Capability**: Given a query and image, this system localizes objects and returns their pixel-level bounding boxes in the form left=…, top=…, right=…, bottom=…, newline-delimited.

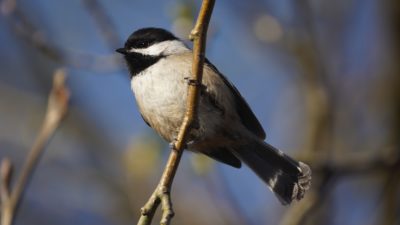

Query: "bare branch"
left=136, top=1, right=215, bottom=224
left=0, top=159, right=12, bottom=225
left=0, top=69, right=70, bottom=225
left=0, top=159, right=12, bottom=200
left=280, top=192, right=318, bottom=225
left=380, top=166, right=400, bottom=225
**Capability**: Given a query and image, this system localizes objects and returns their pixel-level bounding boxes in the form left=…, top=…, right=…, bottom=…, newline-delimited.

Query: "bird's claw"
left=184, top=77, right=201, bottom=86
left=169, top=139, right=178, bottom=150
left=169, top=138, right=195, bottom=150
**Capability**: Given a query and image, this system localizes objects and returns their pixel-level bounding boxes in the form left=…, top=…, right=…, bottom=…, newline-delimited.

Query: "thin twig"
left=136, top=1, right=215, bottom=225
left=0, top=69, right=70, bottom=225
left=0, top=159, right=12, bottom=225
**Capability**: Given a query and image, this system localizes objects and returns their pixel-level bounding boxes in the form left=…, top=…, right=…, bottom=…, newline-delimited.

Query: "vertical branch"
left=294, top=0, right=332, bottom=159
left=0, top=69, right=70, bottom=225
left=136, top=1, right=215, bottom=225
left=281, top=1, right=333, bottom=224
left=381, top=166, right=400, bottom=225
left=380, top=1, right=400, bottom=224
left=0, top=159, right=12, bottom=225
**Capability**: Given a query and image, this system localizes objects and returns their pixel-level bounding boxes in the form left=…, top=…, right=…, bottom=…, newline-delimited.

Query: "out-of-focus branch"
left=0, top=69, right=70, bottom=225
left=291, top=1, right=332, bottom=160
left=0, top=159, right=12, bottom=225
left=136, top=1, right=215, bottom=225
left=0, top=0, right=122, bottom=72
left=282, top=0, right=400, bottom=224
left=285, top=149, right=400, bottom=225
left=82, top=0, right=121, bottom=49
left=281, top=1, right=334, bottom=224
left=213, top=168, right=253, bottom=225
left=377, top=1, right=400, bottom=221
left=283, top=146, right=400, bottom=225
left=380, top=164, right=400, bottom=225
left=280, top=192, right=317, bottom=225
left=297, top=146, right=399, bottom=174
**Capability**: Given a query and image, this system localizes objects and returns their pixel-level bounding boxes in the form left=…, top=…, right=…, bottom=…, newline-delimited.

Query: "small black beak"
left=116, top=48, right=128, bottom=55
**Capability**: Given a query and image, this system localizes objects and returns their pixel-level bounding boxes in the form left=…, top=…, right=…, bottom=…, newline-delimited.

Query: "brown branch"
left=281, top=1, right=334, bottom=224
left=380, top=1, right=400, bottom=223
left=281, top=148, right=400, bottom=225
left=0, top=69, right=70, bottom=225
left=380, top=165, right=400, bottom=225
left=136, top=1, right=215, bottom=225
left=0, top=159, right=12, bottom=225
left=280, top=192, right=318, bottom=225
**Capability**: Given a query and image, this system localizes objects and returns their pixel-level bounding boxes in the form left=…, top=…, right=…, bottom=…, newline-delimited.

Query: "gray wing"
left=205, top=59, right=266, bottom=139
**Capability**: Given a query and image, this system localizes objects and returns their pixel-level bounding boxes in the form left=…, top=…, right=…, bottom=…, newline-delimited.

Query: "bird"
left=116, top=27, right=311, bottom=205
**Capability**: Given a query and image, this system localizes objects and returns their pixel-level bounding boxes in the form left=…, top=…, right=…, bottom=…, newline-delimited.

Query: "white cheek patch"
left=127, top=40, right=189, bottom=56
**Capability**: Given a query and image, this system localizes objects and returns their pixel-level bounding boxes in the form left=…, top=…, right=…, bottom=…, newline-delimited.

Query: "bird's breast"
left=130, top=58, right=188, bottom=140
left=129, top=54, right=238, bottom=145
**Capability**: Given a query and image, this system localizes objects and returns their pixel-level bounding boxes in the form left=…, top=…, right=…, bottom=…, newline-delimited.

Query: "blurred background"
left=0, top=0, right=399, bottom=224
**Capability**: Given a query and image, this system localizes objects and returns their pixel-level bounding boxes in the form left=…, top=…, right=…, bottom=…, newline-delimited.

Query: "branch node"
left=140, top=206, right=150, bottom=216
left=159, top=185, right=170, bottom=194
left=189, top=30, right=200, bottom=41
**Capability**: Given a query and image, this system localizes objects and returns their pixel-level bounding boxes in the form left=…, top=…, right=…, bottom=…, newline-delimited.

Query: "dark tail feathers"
left=233, top=141, right=311, bottom=205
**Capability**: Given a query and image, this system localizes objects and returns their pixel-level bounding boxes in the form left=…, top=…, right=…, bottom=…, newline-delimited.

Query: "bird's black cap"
left=117, top=28, right=178, bottom=54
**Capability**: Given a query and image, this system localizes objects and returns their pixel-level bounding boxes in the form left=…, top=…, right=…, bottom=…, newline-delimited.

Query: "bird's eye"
left=134, top=40, right=150, bottom=49
left=139, top=41, right=146, bottom=47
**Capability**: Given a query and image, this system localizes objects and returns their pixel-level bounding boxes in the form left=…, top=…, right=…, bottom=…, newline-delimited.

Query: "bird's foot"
left=184, top=77, right=201, bottom=86
left=169, top=138, right=195, bottom=150
left=169, top=138, right=178, bottom=150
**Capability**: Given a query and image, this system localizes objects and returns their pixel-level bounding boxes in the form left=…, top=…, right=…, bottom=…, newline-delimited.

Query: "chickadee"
left=116, top=27, right=311, bottom=205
